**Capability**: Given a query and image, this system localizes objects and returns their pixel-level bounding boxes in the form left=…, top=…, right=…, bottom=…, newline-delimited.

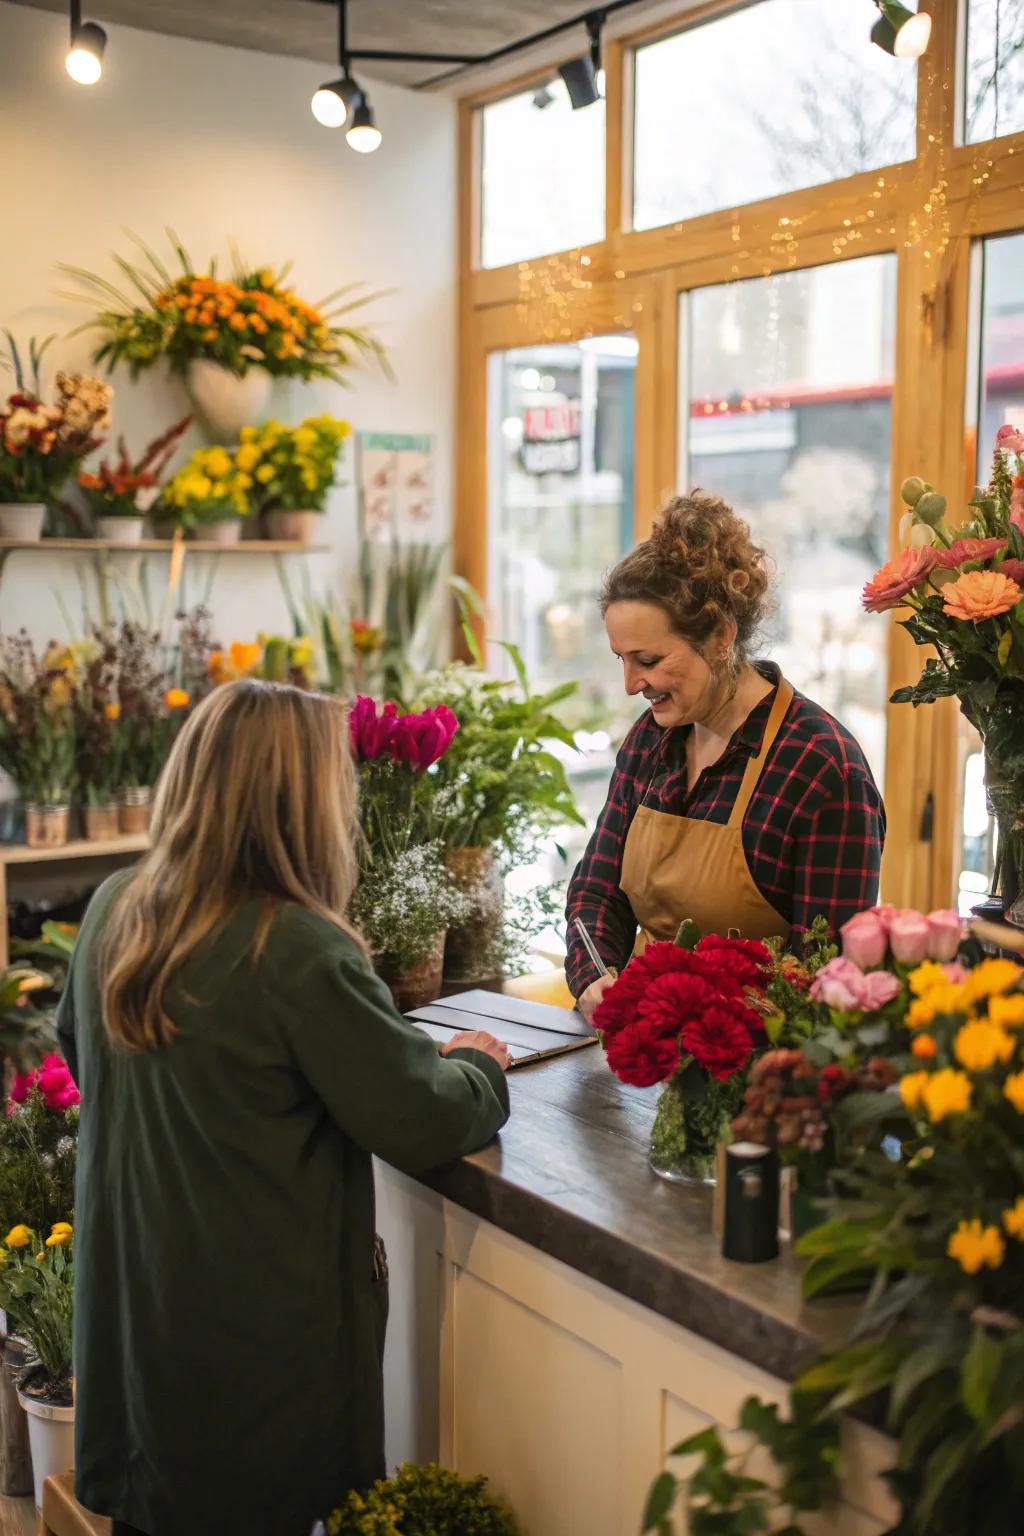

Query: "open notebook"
left=406, top=989, right=598, bottom=1068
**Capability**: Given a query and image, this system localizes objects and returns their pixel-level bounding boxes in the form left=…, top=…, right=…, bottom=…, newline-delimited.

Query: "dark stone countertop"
left=421, top=1044, right=856, bottom=1383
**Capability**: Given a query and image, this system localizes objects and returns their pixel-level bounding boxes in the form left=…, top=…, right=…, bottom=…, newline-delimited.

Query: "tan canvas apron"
left=620, top=680, right=794, bottom=952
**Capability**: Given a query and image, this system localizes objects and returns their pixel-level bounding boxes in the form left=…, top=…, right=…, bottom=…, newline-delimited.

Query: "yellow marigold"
left=202, top=448, right=233, bottom=480
left=965, top=958, right=1023, bottom=1003
left=104, top=701, right=121, bottom=721
left=1002, top=1197, right=1024, bottom=1241
left=988, top=993, right=1024, bottom=1030
left=954, top=1019, right=1016, bottom=1073
left=235, top=444, right=260, bottom=473
left=50, top=1222, right=72, bottom=1236
left=165, top=688, right=189, bottom=711
left=923, top=1068, right=973, bottom=1122
left=202, top=329, right=218, bottom=343
left=899, top=1070, right=931, bottom=1112
left=911, top=1034, right=937, bottom=1059
left=4, top=1225, right=31, bottom=1249
left=255, top=463, right=274, bottom=484
left=229, top=312, right=248, bottom=332
left=45, top=1231, right=71, bottom=1248
left=1004, top=1071, right=1024, bottom=1113
left=906, top=981, right=968, bottom=1029
left=229, top=641, right=262, bottom=674
left=175, top=294, right=190, bottom=310
left=909, top=961, right=948, bottom=997
left=948, top=1218, right=1005, bottom=1274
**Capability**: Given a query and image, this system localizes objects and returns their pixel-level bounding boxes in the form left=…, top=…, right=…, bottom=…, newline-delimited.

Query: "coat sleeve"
left=280, top=950, right=510, bottom=1175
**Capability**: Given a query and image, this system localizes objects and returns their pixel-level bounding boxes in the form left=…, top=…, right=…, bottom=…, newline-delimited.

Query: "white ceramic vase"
left=0, top=503, right=46, bottom=541
left=17, top=1391, right=74, bottom=1508
left=263, top=509, right=318, bottom=543
left=185, top=360, right=272, bottom=444
left=95, top=515, right=145, bottom=543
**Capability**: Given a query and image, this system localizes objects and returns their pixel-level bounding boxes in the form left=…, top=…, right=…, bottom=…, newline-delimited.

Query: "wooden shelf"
left=0, top=538, right=326, bottom=554
left=0, top=833, right=148, bottom=866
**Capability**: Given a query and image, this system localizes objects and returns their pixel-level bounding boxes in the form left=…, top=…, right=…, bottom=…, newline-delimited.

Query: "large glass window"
left=681, top=253, right=898, bottom=788
left=966, top=0, right=1024, bottom=144
left=633, top=0, right=916, bottom=232
left=488, top=336, right=638, bottom=867
left=480, top=79, right=604, bottom=269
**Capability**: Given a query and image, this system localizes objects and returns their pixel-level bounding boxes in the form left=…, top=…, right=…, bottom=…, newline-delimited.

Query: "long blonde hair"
left=101, top=679, right=365, bottom=1051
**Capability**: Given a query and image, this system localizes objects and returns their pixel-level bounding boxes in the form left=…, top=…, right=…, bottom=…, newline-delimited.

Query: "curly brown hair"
left=600, top=491, right=772, bottom=662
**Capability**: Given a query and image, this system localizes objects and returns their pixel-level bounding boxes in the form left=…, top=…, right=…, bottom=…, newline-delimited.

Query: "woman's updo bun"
left=600, top=491, right=771, bottom=661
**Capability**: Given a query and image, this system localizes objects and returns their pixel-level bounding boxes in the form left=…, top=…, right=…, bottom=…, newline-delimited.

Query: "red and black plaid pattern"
left=565, top=664, right=885, bottom=998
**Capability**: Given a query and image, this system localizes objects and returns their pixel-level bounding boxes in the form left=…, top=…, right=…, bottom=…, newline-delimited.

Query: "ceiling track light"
left=310, top=0, right=381, bottom=150
left=66, top=0, right=106, bottom=85
left=558, top=11, right=605, bottom=111
left=870, top=0, right=932, bottom=59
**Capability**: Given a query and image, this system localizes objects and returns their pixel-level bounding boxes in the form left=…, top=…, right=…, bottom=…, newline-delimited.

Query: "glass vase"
left=984, top=752, right=1024, bottom=928
left=649, top=1075, right=729, bottom=1186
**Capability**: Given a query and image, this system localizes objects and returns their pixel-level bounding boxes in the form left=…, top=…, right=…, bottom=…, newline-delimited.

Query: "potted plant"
left=73, top=627, right=123, bottom=839
left=0, top=338, right=112, bottom=541
left=0, top=635, right=77, bottom=848
left=0, top=1222, right=75, bottom=1507
left=323, top=1461, right=516, bottom=1535
left=863, top=427, right=1024, bottom=925
left=0, top=1070, right=79, bottom=1239
left=78, top=415, right=191, bottom=543
left=162, top=442, right=254, bottom=543
left=351, top=842, right=470, bottom=1012
left=234, top=414, right=350, bottom=542
left=62, top=232, right=391, bottom=442
left=104, top=621, right=190, bottom=831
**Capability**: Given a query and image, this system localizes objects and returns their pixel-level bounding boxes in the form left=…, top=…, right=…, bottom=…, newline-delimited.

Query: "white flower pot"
left=264, top=509, right=319, bottom=543
left=95, top=515, right=145, bottom=544
left=201, top=518, right=242, bottom=546
left=17, top=1390, right=74, bottom=1508
left=185, top=360, right=272, bottom=444
left=0, top=503, right=46, bottom=541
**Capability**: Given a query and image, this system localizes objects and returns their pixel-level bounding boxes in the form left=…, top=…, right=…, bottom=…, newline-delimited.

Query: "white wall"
left=0, top=1, right=455, bottom=645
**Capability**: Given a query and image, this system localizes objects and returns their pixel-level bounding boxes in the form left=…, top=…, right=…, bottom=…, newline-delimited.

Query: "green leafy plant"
left=0, top=634, right=77, bottom=804
left=0, top=966, right=57, bottom=1071
left=0, top=1222, right=74, bottom=1402
left=325, top=1461, right=516, bottom=1536
left=0, top=1088, right=78, bottom=1242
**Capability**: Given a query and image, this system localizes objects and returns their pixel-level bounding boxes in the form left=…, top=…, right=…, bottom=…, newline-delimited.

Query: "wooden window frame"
left=455, top=0, right=1024, bottom=911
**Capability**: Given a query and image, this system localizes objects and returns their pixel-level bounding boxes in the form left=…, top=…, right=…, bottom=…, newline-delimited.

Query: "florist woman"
left=567, top=492, right=886, bottom=1021
left=57, top=681, right=511, bottom=1536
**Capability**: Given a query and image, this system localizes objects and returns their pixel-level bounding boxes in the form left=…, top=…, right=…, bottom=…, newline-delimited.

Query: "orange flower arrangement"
left=941, top=569, right=1022, bottom=622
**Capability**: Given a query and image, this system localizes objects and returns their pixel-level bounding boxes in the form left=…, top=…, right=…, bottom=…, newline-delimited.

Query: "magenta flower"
left=389, top=704, right=459, bottom=772
left=349, top=696, right=399, bottom=762
left=8, top=1052, right=79, bottom=1114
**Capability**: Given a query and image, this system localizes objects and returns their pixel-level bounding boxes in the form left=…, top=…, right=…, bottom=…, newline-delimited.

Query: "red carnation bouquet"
left=595, top=926, right=772, bottom=1181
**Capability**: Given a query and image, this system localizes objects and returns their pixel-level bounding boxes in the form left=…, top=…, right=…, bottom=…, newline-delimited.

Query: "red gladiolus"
left=604, top=1021, right=681, bottom=1087
left=680, top=1001, right=757, bottom=1081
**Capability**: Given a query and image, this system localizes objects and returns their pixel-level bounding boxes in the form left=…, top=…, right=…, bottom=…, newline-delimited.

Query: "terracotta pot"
left=118, top=786, right=153, bottom=835
left=0, top=504, right=46, bottom=541
left=83, top=801, right=120, bottom=841
left=374, top=931, right=446, bottom=1013
left=95, top=515, right=145, bottom=543
left=444, top=846, right=505, bottom=982
left=185, top=360, right=271, bottom=444
left=263, top=509, right=319, bottom=543
left=200, top=518, right=242, bottom=546
left=24, top=805, right=70, bottom=850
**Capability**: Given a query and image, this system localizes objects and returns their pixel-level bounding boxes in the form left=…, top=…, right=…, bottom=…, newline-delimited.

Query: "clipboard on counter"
left=406, top=988, right=598, bottom=1068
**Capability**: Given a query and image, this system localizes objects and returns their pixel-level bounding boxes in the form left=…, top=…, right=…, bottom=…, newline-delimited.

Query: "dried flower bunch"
left=0, top=334, right=112, bottom=505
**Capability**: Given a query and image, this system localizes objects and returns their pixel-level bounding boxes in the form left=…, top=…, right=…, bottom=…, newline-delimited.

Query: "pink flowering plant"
left=0, top=1052, right=78, bottom=1241
left=863, top=428, right=1024, bottom=922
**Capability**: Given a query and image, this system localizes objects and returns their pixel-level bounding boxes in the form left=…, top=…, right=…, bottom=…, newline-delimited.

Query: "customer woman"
left=57, top=681, right=511, bottom=1536
left=566, top=492, right=885, bottom=1020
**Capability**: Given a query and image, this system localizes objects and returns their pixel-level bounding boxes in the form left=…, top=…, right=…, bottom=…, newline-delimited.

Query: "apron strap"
left=726, top=679, right=795, bottom=831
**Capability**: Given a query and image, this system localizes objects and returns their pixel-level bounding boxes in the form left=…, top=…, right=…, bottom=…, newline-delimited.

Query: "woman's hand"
left=577, top=973, right=617, bottom=1024
left=440, top=1030, right=513, bottom=1071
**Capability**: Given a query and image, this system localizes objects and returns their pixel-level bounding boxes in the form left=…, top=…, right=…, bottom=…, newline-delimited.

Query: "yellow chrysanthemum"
left=948, top=1219, right=1005, bottom=1274
left=235, top=443, right=261, bottom=473
left=899, top=1070, right=931, bottom=1112
left=954, top=1019, right=1016, bottom=1073
left=909, top=961, right=949, bottom=997
left=45, top=1231, right=71, bottom=1248
left=922, top=1068, right=973, bottom=1122
left=201, top=448, right=233, bottom=480
left=50, top=1222, right=72, bottom=1237
left=988, top=993, right=1024, bottom=1030
left=4, top=1225, right=31, bottom=1249
left=1002, top=1197, right=1024, bottom=1241
left=906, top=982, right=969, bottom=1030
left=1004, top=1072, right=1024, bottom=1114
left=964, top=958, right=1023, bottom=1004
left=256, top=463, right=275, bottom=484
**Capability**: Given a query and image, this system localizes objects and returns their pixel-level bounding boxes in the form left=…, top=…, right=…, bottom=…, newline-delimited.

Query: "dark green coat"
left=56, top=876, right=509, bottom=1536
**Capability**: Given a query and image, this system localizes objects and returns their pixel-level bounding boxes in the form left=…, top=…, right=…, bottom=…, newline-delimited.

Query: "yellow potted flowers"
left=236, top=414, right=351, bottom=542
left=161, top=443, right=254, bottom=544
left=0, top=1221, right=75, bottom=1508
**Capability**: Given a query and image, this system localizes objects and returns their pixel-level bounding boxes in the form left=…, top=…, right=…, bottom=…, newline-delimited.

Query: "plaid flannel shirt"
left=564, top=664, right=885, bottom=998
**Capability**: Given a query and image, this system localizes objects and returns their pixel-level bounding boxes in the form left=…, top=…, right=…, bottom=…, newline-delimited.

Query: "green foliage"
left=0, top=1090, right=77, bottom=1255
left=326, top=1462, right=516, bottom=1536
left=0, top=967, right=57, bottom=1070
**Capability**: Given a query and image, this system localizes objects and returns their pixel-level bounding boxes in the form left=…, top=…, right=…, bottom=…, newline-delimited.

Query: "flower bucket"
left=0, top=1338, right=32, bottom=1497
left=443, top=847, right=505, bottom=983
left=95, top=515, right=145, bottom=544
left=83, top=802, right=120, bottom=841
left=185, top=360, right=271, bottom=444
left=264, top=509, right=319, bottom=543
left=0, top=504, right=46, bottom=541
left=374, top=932, right=446, bottom=1013
left=118, top=786, right=153, bottom=835
left=16, top=1391, right=74, bottom=1509
left=25, top=805, right=70, bottom=850
left=201, top=518, right=242, bottom=547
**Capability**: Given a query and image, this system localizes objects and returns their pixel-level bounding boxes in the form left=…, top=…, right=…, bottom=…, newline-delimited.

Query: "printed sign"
left=520, top=400, right=581, bottom=476
left=358, top=432, right=437, bottom=542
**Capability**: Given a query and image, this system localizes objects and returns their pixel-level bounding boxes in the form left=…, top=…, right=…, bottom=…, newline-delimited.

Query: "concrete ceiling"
left=9, top=0, right=627, bottom=89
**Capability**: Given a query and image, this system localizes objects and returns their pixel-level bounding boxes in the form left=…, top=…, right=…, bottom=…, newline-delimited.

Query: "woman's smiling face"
left=605, top=600, right=720, bottom=728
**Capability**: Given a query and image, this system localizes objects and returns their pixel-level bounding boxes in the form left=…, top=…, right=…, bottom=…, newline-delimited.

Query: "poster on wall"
left=357, top=432, right=437, bottom=542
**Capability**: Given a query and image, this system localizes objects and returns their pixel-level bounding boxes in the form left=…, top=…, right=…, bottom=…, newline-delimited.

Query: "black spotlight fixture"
left=310, top=0, right=380, bottom=149
left=66, top=0, right=107, bottom=85
left=870, top=0, right=932, bottom=58
left=558, top=11, right=604, bottom=110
